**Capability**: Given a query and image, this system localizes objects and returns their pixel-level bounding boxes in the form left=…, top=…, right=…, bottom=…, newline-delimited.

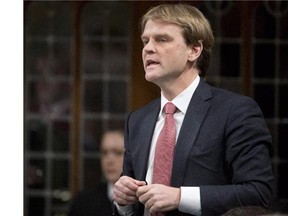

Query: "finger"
left=115, top=176, right=138, bottom=195
left=134, top=180, right=147, bottom=187
left=121, top=176, right=142, bottom=192
left=113, top=187, right=138, bottom=205
left=136, top=185, right=149, bottom=198
left=114, top=194, right=138, bottom=205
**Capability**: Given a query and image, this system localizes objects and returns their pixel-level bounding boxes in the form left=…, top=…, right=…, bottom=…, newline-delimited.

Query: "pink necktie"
left=152, top=102, right=177, bottom=216
left=152, top=102, right=177, bottom=186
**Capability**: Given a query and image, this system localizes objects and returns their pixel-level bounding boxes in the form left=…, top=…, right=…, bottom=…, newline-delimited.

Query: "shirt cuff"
left=178, top=186, right=201, bottom=216
left=113, top=201, right=134, bottom=216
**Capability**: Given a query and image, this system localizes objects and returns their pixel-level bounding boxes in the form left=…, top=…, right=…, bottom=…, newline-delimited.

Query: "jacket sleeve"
left=200, top=96, right=274, bottom=215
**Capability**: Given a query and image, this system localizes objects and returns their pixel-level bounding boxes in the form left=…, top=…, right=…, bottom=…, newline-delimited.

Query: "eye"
left=142, top=39, right=149, bottom=46
left=156, top=37, right=167, bottom=43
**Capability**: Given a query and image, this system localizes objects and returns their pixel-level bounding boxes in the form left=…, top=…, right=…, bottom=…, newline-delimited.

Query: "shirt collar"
left=160, top=75, right=200, bottom=115
left=107, top=182, right=114, bottom=200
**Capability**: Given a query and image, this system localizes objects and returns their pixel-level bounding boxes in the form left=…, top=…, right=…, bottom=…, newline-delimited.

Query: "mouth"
left=146, top=59, right=159, bottom=68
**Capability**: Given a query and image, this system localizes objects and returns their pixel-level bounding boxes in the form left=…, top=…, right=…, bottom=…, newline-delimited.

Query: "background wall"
left=24, top=1, right=288, bottom=215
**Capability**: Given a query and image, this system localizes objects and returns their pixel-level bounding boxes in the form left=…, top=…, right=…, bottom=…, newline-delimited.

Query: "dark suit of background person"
left=68, top=130, right=124, bottom=216
left=68, top=182, right=112, bottom=216
left=112, top=4, right=274, bottom=216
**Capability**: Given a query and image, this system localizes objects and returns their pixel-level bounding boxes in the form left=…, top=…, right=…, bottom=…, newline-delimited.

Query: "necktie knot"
left=164, top=102, right=177, bottom=115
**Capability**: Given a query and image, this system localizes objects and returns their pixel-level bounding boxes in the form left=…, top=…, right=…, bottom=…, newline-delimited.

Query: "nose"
left=143, top=40, right=156, bottom=54
left=103, top=155, right=116, bottom=166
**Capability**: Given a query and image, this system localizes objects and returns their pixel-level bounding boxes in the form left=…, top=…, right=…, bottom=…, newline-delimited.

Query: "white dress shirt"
left=116, top=76, right=201, bottom=216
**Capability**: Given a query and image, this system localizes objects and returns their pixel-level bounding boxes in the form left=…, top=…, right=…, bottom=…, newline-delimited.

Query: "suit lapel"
left=171, top=80, right=212, bottom=186
left=136, top=100, right=160, bottom=181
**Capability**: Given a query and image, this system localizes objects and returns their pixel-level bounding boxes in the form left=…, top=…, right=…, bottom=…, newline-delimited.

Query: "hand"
left=113, top=176, right=146, bottom=206
left=136, top=184, right=180, bottom=214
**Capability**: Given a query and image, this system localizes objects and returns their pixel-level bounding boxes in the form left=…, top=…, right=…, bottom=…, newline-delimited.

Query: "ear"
left=187, top=41, right=203, bottom=62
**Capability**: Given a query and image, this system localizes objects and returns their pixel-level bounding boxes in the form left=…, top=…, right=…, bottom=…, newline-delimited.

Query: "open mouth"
left=146, top=59, right=159, bottom=68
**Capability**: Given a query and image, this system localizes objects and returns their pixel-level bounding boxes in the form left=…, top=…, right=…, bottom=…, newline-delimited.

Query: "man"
left=113, top=4, right=274, bottom=216
left=68, top=130, right=124, bottom=216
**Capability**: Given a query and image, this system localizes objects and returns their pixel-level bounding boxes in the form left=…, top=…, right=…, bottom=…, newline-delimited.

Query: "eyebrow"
left=141, top=33, right=172, bottom=40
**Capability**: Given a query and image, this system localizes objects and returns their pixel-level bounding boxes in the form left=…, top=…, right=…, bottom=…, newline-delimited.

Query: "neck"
left=160, top=72, right=198, bottom=101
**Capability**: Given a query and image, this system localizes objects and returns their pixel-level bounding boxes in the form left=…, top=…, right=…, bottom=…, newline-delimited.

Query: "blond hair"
left=141, top=4, right=214, bottom=77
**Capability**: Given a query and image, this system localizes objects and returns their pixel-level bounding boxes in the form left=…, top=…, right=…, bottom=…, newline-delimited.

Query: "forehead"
left=101, top=132, right=124, bottom=149
left=141, top=19, right=183, bottom=37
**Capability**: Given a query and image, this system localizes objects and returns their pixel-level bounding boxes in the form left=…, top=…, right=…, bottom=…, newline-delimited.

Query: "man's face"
left=100, top=132, right=124, bottom=183
left=141, top=19, right=192, bottom=86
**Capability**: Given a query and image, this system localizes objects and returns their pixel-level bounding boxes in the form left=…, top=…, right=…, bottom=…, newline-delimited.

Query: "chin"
left=145, top=73, right=158, bottom=83
left=106, top=175, right=118, bottom=183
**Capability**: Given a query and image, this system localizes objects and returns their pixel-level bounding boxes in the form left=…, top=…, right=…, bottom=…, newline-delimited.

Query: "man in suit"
left=68, top=130, right=124, bottom=216
left=113, top=3, right=274, bottom=216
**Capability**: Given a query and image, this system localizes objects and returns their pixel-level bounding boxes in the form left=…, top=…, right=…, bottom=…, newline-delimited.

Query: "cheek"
left=142, top=49, right=145, bottom=61
left=174, top=50, right=189, bottom=64
left=100, top=160, right=107, bottom=169
left=167, top=54, right=186, bottom=68
left=117, top=157, right=124, bottom=166
left=166, top=46, right=186, bottom=60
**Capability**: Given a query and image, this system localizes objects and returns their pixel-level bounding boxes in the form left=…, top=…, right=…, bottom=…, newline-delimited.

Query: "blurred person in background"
left=68, top=129, right=124, bottom=216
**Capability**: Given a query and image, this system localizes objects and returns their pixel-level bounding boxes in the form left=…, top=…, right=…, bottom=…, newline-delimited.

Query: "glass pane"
left=206, top=42, right=220, bottom=76
left=82, top=2, right=131, bottom=37
left=199, top=3, right=218, bottom=36
left=29, top=41, right=72, bottom=76
left=27, top=120, right=47, bottom=152
left=221, top=3, right=241, bottom=38
left=220, top=43, right=240, bottom=77
left=27, top=159, right=46, bottom=189
left=279, top=44, right=288, bottom=79
left=26, top=41, right=49, bottom=75
left=254, top=4, right=276, bottom=39
left=83, top=80, right=103, bottom=112
left=279, top=85, right=288, bottom=118
left=52, top=206, right=69, bottom=216
left=52, top=159, right=69, bottom=189
left=108, top=81, right=127, bottom=114
left=254, top=84, right=275, bottom=118
left=280, top=5, right=288, bottom=39
left=254, top=44, right=275, bottom=78
left=51, top=42, right=72, bottom=75
left=28, top=196, right=45, bottom=216
left=107, top=41, right=129, bottom=75
left=278, top=124, right=288, bottom=159
left=84, top=158, right=101, bottom=189
left=81, top=3, right=106, bottom=36
left=82, top=41, right=104, bottom=74
left=42, top=80, right=71, bottom=117
left=27, top=79, right=71, bottom=116
left=83, top=120, right=102, bottom=152
left=218, top=80, right=242, bottom=94
left=206, top=1, right=232, bottom=13
left=264, top=1, right=288, bottom=39
left=52, top=120, right=70, bottom=152
left=108, top=119, right=125, bottom=131
left=278, top=163, right=288, bottom=199
left=26, top=2, right=72, bottom=36
left=108, top=3, right=131, bottom=36
left=27, top=81, right=40, bottom=113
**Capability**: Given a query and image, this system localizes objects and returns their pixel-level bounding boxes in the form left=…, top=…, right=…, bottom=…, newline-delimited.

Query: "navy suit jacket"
left=121, top=79, right=274, bottom=215
left=68, top=183, right=113, bottom=216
